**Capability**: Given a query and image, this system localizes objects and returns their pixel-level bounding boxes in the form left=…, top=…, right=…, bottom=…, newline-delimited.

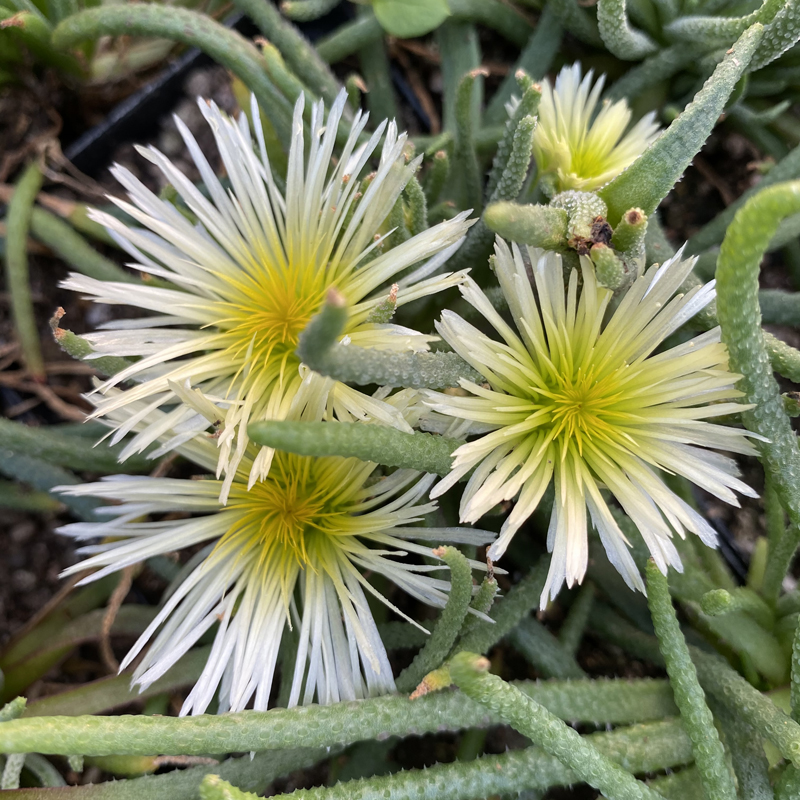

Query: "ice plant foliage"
left=65, top=90, right=472, bottom=499
left=532, top=64, right=660, bottom=194
left=58, top=429, right=491, bottom=714
left=424, top=240, right=757, bottom=604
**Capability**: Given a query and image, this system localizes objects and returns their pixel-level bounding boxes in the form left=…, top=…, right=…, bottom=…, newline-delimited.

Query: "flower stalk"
left=0, top=676, right=680, bottom=756
left=449, top=652, right=664, bottom=800
left=646, top=561, right=737, bottom=800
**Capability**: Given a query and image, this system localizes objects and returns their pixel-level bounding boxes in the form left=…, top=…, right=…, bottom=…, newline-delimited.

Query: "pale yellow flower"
left=533, top=64, right=660, bottom=193
left=66, top=91, right=472, bottom=500
left=424, top=240, right=757, bottom=604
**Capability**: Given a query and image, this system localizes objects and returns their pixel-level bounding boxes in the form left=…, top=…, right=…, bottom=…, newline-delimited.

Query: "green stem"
left=1, top=607, right=155, bottom=701
left=449, top=652, right=664, bottom=800
left=448, top=108, right=538, bottom=274
left=23, top=753, right=65, bottom=787
left=0, top=447, right=97, bottom=522
left=24, top=647, right=211, bottom=718
left=52, top=5, right=293, bottom=147
left=0, top=698, right=26, bottom=722
left=605, top=46, right=693, bottom=104
left=792, top=615, right=800, bottom=722
left=403, top=176, right=428, bottom=237
left=455, top=577, right=499, bottom=643
left=457, top=558, right=549, bottom=655
left=51, top=315, right=134, bottom=379
left=687, top=144, right=800, bottom=254
left=666, top=0, right=783, bottom=44
left=485, top=76, right=541, bottom=201
left=0, top=8, right=83, bottom=76
left=378, top=621, right=430, bottom=651
left=483, top=201, right=569, bottom=250
left=248, top=421, right=459, bottom=475
left=6, top=162, right=44, bottom=377
left=356, top=6, right=398, bottom=123
left=749, top=0, right=800, bottom=70
left=448, top=0, right=533, bottom=45
left=654, top=534, right=785, bottom=683
left=1, top=754, right=25, bottom=790
left=281, top=0, right=341, bottom=23
left=424, top=150, right=450, bottom=206
left=315, top=13, right=382, bottom=64
left=30, top=207, right=135, bottom=283
left=592, top=605, right=800, bottom=767
left=484, top=7, right=560, bottom=124
left=727, top=106, right=789, bottom=161
left=437, top=20, right=481, bottom=136
left=715, top=181, right=800, bottom=605
left=455, top=727, right=486, bottom=761
left=546, top=0, right=602, bottom=44
left=597, top=0, right=659, bottom=59
left=202, top=719, right=693, bottom=800
left=764, top=330, right=800, bottom=383
left=295, top=296, right=482, bottom=389
left=646, top=562, right=737, bottom=800
left=558, top=583, right=595, bottom=657
left=396, top=546, right=474, bottom=693
left=0, top=678, right=679, bottom=756
left=647, top=767, right=706, bottom=800
left=0, top=480, right=60, bottom=513
left=258, top=39, right=316, bottom=107
left=317, top=0, right=534, bottom=61
left=508, top=617, right=587, bottom=679
left=755, top=288, right=800, bottom=326
left=713, top=705, right=774, bottom=800
left=468, top=577, right=498, bottom=616
left=0, top=417, right=151, bottom=473
left=228, top=0, right=342, bottom=105
left=699, top=587, right=774, bottom=629
left=777, top=767, right=800, bottom=800
left=454, top=68, right=484, bottom=213
left=0, top=749, right=327, bottom=800
left=599, top=24, right=764, bottom=224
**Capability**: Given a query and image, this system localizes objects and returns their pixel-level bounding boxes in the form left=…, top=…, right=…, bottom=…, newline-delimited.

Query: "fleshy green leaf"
left=248, top=421, right=460, bottom=476
left=597, top=0, right=659, bottom=59
left=373, top=0, right=450, bottom=38
left=599, top=24, right=764, bottom=224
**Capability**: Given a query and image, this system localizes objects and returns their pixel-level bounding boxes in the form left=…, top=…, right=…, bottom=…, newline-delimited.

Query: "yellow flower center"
left=214, top=262, right=331, bottom=383
left=535, top=365, right=626, bottom=458
left=218, top=455, right=359, bottom=575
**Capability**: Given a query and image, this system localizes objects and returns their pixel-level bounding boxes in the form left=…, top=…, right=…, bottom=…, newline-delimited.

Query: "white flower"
left=66, top=90, right=473, bottom=500
left=423, top=239, right=758, bottom=605
left=533, top=63, right=660, bottom=193
left=58, top=427, right=491, bottom=714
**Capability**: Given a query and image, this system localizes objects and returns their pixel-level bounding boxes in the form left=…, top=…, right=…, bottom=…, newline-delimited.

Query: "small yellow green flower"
left=533, top=63, right=660, bottom=194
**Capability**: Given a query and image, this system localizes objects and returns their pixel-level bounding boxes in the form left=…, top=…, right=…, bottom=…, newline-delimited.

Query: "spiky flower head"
left=66, top=91, right=472, bottom=500
left=58, top=422, right=490, bottom=714
left=424, top=239, right=757, bottom=605
left=532, top=63, right=660, bottom=194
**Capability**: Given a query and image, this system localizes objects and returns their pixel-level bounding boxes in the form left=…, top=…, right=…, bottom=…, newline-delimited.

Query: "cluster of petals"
left=60, top=420, right=489, bottom=713
left=66, top=90, right=472, bottom=499
left=424, top=240, right=758, bottom=604
left=532, top=63, right=660, bottom=193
